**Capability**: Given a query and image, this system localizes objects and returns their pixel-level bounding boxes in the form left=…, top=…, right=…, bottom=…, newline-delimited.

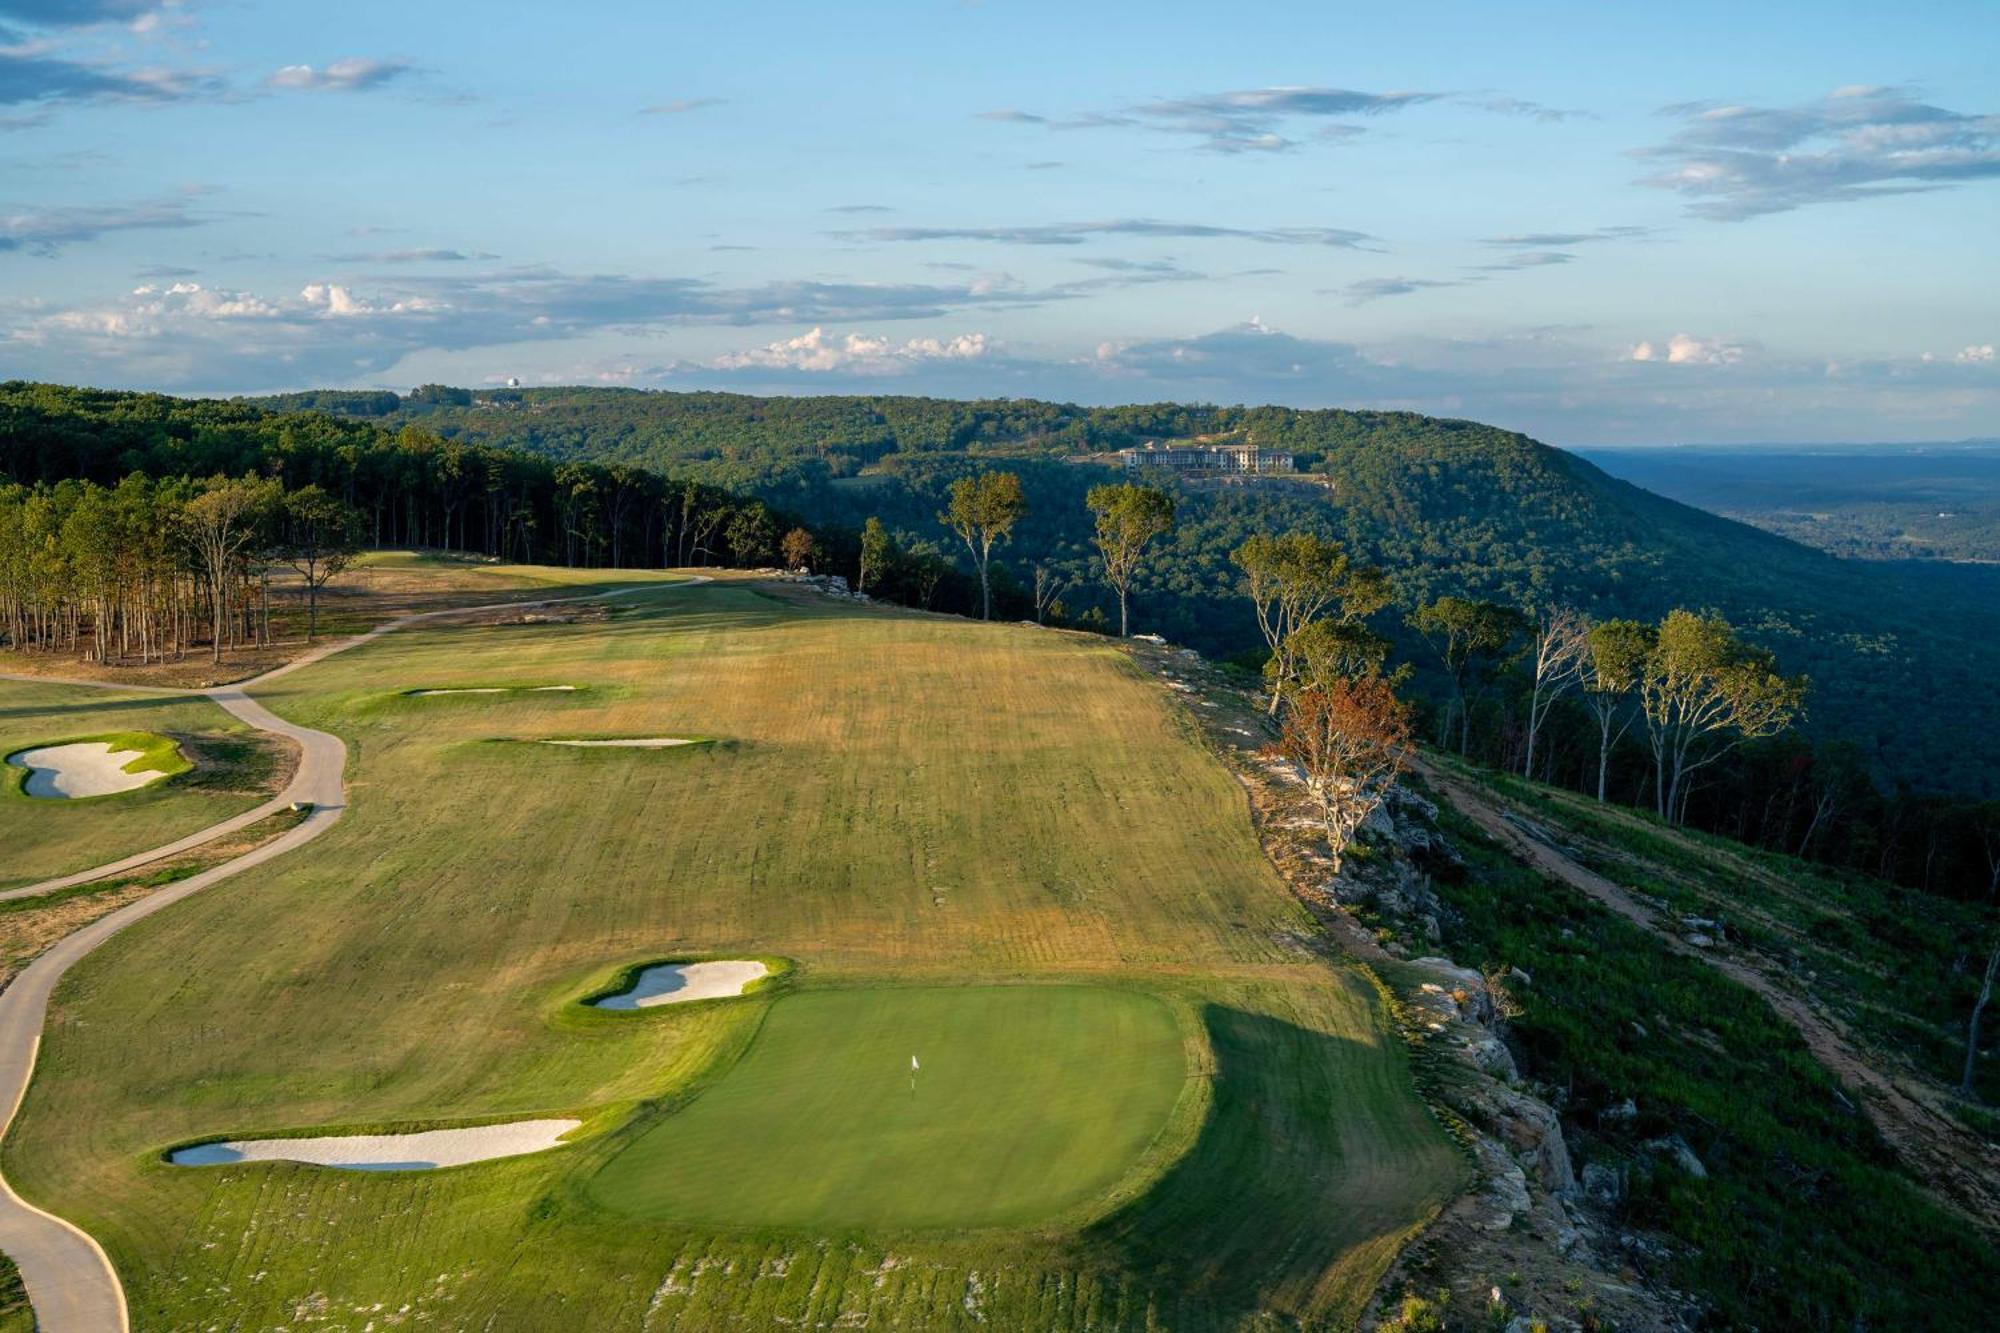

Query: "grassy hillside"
left=358, top=387, right=2000, bottom=798
left=0, top=683, right=277, bottom=890
left=7, top=575, right=1459, bottom=1330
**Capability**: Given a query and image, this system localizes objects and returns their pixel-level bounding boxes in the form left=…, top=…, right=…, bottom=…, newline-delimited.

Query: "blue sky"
left=3, top=0, right=1996, bottom=444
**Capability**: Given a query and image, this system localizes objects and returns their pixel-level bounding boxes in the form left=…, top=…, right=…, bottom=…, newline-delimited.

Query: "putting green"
left=589, top=985, right=1188, bottom=1230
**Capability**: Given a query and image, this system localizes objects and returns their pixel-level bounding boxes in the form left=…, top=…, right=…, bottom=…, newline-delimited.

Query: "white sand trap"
left=7, top=742, right=161, bottom=799
left=594, top=960, right=768, bottom=1009
left=410, top=685, right=581, bottom=696
left=542, top=737, right=698, bottom=749
left=168, top=1118, right=582, bottom=1171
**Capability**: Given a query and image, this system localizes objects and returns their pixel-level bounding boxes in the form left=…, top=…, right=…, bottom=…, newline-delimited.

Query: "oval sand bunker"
left=410, top=685, right=580, bottom=696
left=169, top=1118, right=582, bottom=1171
left=8, top=741, right=163, bottom=799
left=594, top=960, right=768, bottom=1009
left=543, top=737, right=698, bottom=749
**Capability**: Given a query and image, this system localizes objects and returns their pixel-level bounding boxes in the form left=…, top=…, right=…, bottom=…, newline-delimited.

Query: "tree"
left=185, top=475, right=280, bottom=664
left=1288, top=617, right=1393, bottom=690
left=1582, top=619, right=1653, bottom=802
left=1964, top=927, right=2000, bottom=1096
left=941, top=471, right=1025, bottom=620
left=1407, top=596, right=1526, bottom=754
left=1085, top=482, right=1175, bottom=636
left=1275, top=673, right=1413, bottom=874
left=276, top=484, right=361, bottom=642
left=858, top=516, right=894, bottom=592
left=1032, top=563, right=1071, bottom=625
left=1522, top=605, right=1592, bottom=782
left=725, top=502, right=778, bottom=565
left=781, top=526, right=817, bottom=573
left=1640, top=610, right=1807, bottom=824
left=1232, top=530, right=1390, bottom=714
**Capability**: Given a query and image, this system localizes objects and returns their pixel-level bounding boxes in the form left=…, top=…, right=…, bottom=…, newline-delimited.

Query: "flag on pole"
left=911, top=1054, right=920, bottom=1072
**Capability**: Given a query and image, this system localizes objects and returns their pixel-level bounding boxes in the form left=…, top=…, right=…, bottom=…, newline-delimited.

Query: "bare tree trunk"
left=1964, top=936, right=2000, bottom=1096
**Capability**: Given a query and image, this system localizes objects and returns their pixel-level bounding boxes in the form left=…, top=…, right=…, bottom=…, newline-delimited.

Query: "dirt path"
left=1421, top=759, right=2000, bottom=1237
left=0, top=577, right=707, bottom=1333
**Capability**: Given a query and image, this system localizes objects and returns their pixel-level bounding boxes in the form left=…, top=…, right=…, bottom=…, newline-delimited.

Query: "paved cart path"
left=0, top=578, right=705, bottom=1332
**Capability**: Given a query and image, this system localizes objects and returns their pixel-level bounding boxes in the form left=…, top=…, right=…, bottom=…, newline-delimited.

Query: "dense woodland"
left=6, top=380, right=1998, bottom=902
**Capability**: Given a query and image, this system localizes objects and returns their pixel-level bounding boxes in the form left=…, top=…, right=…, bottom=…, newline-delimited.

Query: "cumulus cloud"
left=708, top=326, right=988, bottom=373
left=0, top=197, right=204, bottom=255
left=266, top=58, right=413, bottom=93
left=1629, top=333, right=1746, bottom=365
left=844, top=218, right=1376, bottom=249
left=1635, top=85, right=2000, bottom=219
left=0, top=263, right=1068, bottom=390
left=1956, top=344, right=1996, bottom=364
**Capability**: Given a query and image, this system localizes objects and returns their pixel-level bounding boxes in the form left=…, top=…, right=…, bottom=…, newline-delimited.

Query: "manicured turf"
left=0, top=684, right=268, bottom=890
left=592, top=985, right=1188, bottom=1229
left=9, top=572, right=1462, bottom=1330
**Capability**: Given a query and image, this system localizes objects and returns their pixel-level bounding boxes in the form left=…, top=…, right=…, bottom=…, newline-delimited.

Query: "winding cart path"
left=0, top=578, right=704, bottom=1332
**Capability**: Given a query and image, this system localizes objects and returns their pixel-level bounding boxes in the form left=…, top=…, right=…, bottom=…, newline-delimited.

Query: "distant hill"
left=265, top=385, right=2000, bottom=798
left=1583, top=446, right=2000, bottom=563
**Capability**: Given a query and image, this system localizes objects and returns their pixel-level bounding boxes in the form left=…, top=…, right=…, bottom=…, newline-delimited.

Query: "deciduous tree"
left=1407, top=596, right=1525, bottom=754
left=1275, top=673, right=1413, bottom=874
left=942, top=471, right=1026, bottom=620
left=1582, top=618, right=1652, bottom=802
left=1639, top=609, right=1807, bottom=823
left=1232, top=530, right=1390, bottom=714
left=1522, top=605, right=1592, bottom=782
left=1086, top=482, right=1175, bottom=636
left=276, top=484, right=361, bottom=642
left=781, top=526, right=817, bottom=573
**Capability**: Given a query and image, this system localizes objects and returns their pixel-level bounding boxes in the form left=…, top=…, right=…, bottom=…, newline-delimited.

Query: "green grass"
left=8, top=575, right=1460, bottom=1329
left=0, top=684, right=270, bottom=889
left=1418, top=781, right=2000, bottom=1331
left=591, top=985, right=1189, bottom=1230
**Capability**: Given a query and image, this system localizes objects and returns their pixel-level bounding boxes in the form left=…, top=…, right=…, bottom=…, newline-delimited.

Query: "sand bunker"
left=594, top=960, right=769, bottom=1009
left=168, top=1118, right=582, bottom=1171
left=7, top=741, right=163, bottom=799
left=410, top=685, right=581, bottom=696
left=541, top=737, right=699, bottom=749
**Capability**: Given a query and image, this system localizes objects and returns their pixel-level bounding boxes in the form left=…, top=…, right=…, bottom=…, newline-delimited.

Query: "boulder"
left=1581, top=1161, right=1626, bottom=1209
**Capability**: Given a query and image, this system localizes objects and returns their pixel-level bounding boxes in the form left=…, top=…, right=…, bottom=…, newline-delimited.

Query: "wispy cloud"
left=1634, top=85, right=2000, bottom=219
left=0, top=196, right=204, bottom=256
left=824, top=203, right=893, bottom=214
left=1338, top=275, right=1470, bottom=304
left=978, top=84, right=1578, bottom=152
left=637, top=96, right=723, bottom=115
left=1463, top=95, right=1593, bottom=123
left=843, top=218, right=1377, bottom=248
left=1480, top=226, right=1652, bottom=247
left=0, top=48, right=217, bottom=106
left=1475, top=250, right=1575, bottom=271
left=323, top=247, right=488, bottom=264
left=0, top=2, right=161, bottom=24
left=266, top=58, right=413, bottom=93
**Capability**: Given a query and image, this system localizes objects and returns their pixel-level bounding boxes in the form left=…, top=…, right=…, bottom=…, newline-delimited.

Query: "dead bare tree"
left=1522, top=605, right=1591, bottom=782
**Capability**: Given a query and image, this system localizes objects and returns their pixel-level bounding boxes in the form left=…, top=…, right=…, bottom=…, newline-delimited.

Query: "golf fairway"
left=590, top=985, right=1188, bottom=1230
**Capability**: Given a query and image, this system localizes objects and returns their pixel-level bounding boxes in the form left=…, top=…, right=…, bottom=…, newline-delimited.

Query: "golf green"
left=588, top=985, right=1189, bottom=1230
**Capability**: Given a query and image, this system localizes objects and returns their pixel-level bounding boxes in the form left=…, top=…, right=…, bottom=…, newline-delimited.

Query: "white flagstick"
left=910, top=1053, right=919, bottom=1096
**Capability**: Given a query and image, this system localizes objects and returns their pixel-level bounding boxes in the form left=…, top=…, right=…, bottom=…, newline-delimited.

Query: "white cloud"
left=1956, top=344, right=1996, bottom=364
left=1630, top=333, right=1745, bottom=365
left=710, top=326, right=988, bottom=373
left=266, top=58, right=412, bottom=93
